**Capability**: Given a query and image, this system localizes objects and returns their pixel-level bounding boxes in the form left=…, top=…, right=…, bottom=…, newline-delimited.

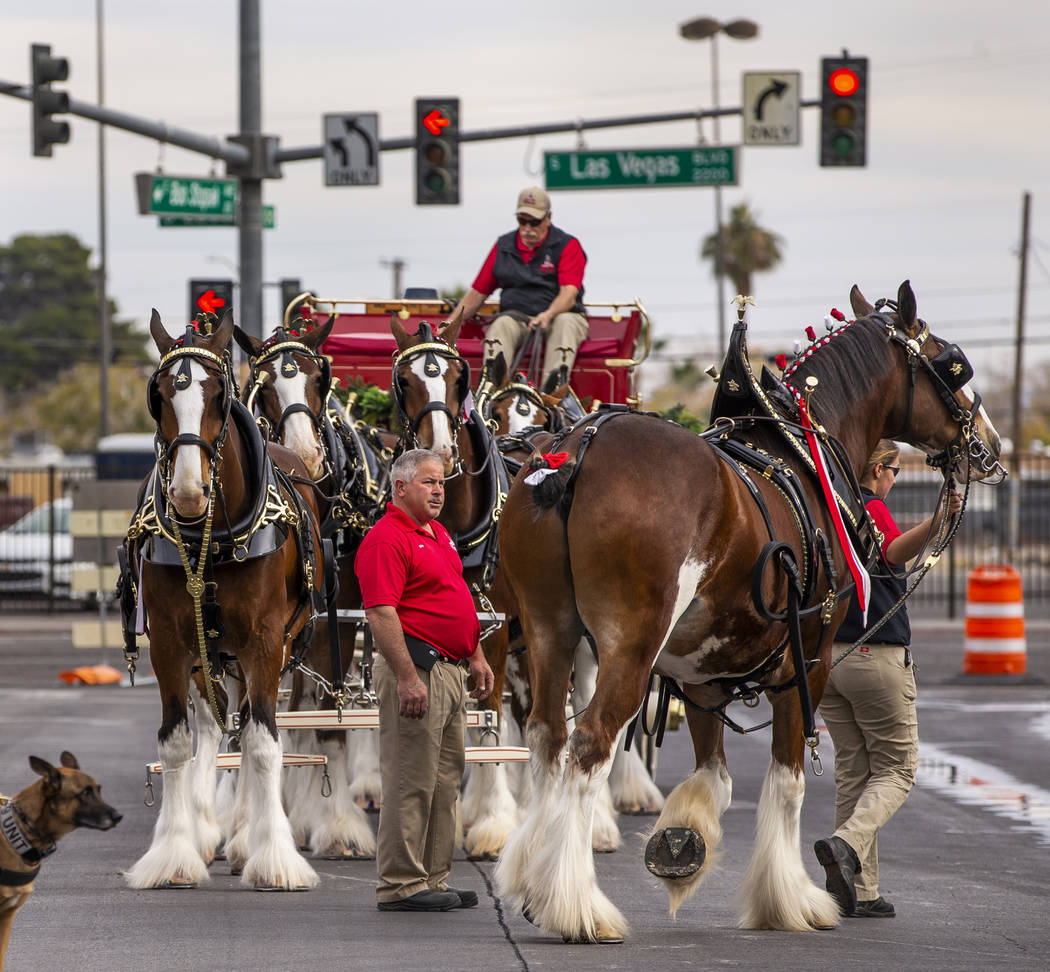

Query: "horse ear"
left=442, top=306, right=464, bottom=348
left=390, top=312, right=412, bottom=351
left=896, top=280, right=919, bottom=335
left=305, top=313, right=335, bottom=348
left=150, top=309, right=176, bottom=355
left=849, top=285, right=874, bottom=318
left=489, top=353, right=507, bottom=388
left=213, top=308, right=236, bottom=348
left=234, top=324, right=262, bottom=358
left=59, top=751, right=79, bottom=769
left=543, top=385, right=570, bottom=404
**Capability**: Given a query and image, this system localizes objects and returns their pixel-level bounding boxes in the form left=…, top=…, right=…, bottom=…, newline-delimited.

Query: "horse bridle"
left=487, top=375, right=558, bottom=431
left=869, top=301, right=1005, bottom=483
left=390, top=327, right=471, bottom=455
left=147, top=335, right=235, bottom=503
left=244, top=328, right=333, bottom=441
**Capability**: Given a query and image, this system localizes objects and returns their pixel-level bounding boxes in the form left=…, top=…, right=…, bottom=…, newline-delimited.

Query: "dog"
left=1, top=752, right=122, bottom=971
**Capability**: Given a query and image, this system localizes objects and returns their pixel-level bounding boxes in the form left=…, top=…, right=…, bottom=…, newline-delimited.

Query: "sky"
left=3, top=1, right=1050, bottom=403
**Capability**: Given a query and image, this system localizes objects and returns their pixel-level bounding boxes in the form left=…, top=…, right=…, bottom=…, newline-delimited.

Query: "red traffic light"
left=422, top=109, right=451, bottom=136
left=828, top=67, right=859, bottom=97
left=196, top=289, right=226, bottom=314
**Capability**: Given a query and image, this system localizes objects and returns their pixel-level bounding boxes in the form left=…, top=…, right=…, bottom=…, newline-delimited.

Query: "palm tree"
left=700, top=201, right=784, bottom=296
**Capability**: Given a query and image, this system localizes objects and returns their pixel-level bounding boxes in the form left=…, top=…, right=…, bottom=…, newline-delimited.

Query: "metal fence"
left=1, top=455, right=1048, bottom=617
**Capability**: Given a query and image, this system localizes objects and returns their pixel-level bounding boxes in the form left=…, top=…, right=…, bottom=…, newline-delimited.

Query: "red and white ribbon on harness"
left=524, top=451, right=569, bottom=485
left=797, top=398, right=870, bottom=624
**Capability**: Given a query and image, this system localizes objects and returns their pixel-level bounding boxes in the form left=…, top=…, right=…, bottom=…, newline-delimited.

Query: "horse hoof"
left=644, top=827, right=705, bottom=878
left=162, top=877, right=197, bottom=889
left=466, top=851, right=499, bottom=862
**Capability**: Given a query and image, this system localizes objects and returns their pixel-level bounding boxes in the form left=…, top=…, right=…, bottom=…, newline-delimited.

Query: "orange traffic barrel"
left=962, top=565, right=1026, bottom=675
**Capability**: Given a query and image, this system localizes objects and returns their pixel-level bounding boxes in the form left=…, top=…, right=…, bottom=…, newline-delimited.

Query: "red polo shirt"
left=471, top=232, right=586, bottom=296
left=355, top=503, right=480, bottom=661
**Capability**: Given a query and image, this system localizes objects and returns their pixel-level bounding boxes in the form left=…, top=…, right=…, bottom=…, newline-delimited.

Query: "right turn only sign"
left=742, top=72, right=801, bottom=145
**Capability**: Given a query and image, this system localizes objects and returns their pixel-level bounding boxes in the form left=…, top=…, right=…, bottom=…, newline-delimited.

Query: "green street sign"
left=135, top=172, right=238, bottom=217
left=544, top=146, right=738, bottom=190
left=159, top=205, right=275, bottom=229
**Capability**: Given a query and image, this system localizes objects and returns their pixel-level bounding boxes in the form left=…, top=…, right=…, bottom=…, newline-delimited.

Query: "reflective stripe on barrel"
left=963, top=565, right=1026, bottom=675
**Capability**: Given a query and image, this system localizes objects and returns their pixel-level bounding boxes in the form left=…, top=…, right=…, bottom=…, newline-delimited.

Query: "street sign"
left=158, top=206, right=275, bottom=228
left=323, top=113, right=380, bottom=186
left=544, top=147, right=737, bottom=190
left=742, top=72, right=801, bottom=146
left=134, top=173, right=238, bottom=217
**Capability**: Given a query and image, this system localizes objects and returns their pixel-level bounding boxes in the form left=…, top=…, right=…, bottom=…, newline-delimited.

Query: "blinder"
left=929, top=343, right=973, bottom=393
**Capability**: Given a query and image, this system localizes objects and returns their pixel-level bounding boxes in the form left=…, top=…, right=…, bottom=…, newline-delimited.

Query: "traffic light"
left=30, top=43, right=70, bottom=158
left=188, top=279, right=234, bottom=322
left=819, top=55, right=868, bottom=167
left=415, top=98, right=460, bottom=205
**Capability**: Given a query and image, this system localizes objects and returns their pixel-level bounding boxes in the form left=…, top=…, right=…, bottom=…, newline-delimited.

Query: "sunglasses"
left=516, top=214, right=546, bottom=228
left=884, top=464, right=900, bottom=476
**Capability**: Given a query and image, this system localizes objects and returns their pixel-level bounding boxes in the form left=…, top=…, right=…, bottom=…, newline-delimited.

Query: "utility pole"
left=1007, top=190, right=1030, bottom=560
left=381, top=257, right=406, bottom=298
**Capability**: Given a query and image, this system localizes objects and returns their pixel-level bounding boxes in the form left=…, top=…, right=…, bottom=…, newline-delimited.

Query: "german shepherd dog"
left=1, top=753, right=122, bottom=970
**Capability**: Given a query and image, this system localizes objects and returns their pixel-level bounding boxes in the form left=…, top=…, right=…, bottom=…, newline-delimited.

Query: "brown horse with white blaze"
left=124, top=309, right=325, bottom=891
left=494, top=282, right=1004, bottom=942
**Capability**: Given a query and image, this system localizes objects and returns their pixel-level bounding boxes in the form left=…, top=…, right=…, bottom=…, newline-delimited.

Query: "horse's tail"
left=524, top=455, right=577, bottom=518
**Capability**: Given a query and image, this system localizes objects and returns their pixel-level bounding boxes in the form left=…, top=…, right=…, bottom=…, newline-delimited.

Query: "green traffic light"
left=423, top=169, right=450, bottom=193
left=831, top=132, right=855, bottom=156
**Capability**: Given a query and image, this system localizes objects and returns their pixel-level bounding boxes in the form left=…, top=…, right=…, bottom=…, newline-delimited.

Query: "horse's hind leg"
left=126, top=647, right=210, bottom=889
left=309, top=730, right=375, bottom=860
left=646, top=706, right=731, bottom=916
left=737, top=684, right=839, bottom=931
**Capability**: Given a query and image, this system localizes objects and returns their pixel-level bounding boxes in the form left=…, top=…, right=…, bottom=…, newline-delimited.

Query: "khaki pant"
left=819, top=643, right=918, bottom=901
left=485, top=311, right=589, bottom=389
left=374, top=653, right=466, bottom=902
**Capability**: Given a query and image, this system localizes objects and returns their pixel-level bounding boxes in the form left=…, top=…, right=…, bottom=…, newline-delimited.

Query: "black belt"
left=404, top=634, right=457, bottom=671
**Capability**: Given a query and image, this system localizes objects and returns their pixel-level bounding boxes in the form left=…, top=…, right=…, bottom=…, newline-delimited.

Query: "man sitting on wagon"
left=446, top=186, right=588, bottom=393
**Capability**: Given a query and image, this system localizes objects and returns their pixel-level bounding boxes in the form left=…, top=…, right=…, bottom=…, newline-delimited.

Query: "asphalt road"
left=1, top=611, right=1047, bottom=972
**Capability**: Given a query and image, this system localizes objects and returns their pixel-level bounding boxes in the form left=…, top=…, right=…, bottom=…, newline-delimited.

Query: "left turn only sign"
left=323, top=113, right=380, bottom=186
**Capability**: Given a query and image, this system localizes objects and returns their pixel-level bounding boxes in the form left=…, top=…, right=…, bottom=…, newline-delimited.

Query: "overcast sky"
left=3, top=1, right=1049, bottom=387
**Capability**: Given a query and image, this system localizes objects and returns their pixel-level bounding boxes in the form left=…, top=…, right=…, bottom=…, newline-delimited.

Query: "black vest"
left=835, top=488, right=912, bottom=646
left=494, top=225, right=586, bottom=317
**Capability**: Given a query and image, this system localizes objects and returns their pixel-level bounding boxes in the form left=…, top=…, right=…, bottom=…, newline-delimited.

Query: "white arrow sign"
left=742, top=72, right=801, bottom=146
left=323, top=112, right=380, bottom=186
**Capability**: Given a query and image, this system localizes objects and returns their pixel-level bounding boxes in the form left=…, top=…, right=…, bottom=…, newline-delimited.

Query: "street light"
left=679, top=16, right=759, bottom=355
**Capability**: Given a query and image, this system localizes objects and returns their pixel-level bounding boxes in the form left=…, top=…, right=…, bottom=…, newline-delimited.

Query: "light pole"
left=679, top=16, right=758, bottom=354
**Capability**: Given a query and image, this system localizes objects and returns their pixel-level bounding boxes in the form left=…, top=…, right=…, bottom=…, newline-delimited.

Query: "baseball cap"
left=515, top=186, right=550, bottom=220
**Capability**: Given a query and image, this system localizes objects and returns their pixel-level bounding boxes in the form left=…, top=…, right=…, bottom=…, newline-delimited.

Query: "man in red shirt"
left=355, top=449, right=494, bottom=912
left=447, top=186, right=588, bottom=392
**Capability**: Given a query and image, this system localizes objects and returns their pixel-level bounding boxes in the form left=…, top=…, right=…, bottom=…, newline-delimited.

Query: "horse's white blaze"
left=506, top=395, right=543, bottom=435
left=737, top=760, right=839, bottom=930
left=239, top=720, right=319, bottom=889
left=274, top=369, right=323, bottom=477
left=410, top=356, right=455, bottom=463
left=124, top=721, right=210, bottom=889
left=168, top=360, right=209, bottom=514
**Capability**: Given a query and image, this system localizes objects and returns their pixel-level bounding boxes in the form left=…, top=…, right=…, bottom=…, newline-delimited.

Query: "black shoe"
left=854, top=896, right=895, bottom=918
left=441, top=886, right=478, bottom=909
left=814, top=836, right=861, bottom=916
left=377, top=889, right=461, bottom=912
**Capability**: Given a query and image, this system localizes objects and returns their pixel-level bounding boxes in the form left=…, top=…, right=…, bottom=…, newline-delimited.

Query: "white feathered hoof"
left=644, top=827, right=705, bottom=879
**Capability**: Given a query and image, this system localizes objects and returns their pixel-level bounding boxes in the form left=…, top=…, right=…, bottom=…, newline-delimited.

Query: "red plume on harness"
left=524, top=451, right=569, bottom=485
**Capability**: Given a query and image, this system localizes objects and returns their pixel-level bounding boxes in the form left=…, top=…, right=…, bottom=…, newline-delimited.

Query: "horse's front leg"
left=737, top=662, right=839, bottom=931
left=187, top=674, right=225, bottom=864
left=646, top=704, right=730, bottom=916
left=126, top=643, right=210, bottom=889
left=238, top=627, right=319, bottom=891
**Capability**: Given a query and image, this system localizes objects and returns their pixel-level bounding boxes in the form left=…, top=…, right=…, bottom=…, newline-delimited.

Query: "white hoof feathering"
left=125, top=723, right=210, bottom=889
left=591, top=781, right=621, bottom=853
left=497, top=726, right=629, bottom=943
left=737, top=761, right=839, bottom=930
left=238, top=721, right=319, bottom=890
left=309, top=735, right=376, bottom=859
left=463, top=760, right=520, bottom=859
left=347, top=728, right=381, bottom=811
left=648, top=761, right=730, bottom=917
left=610, top=743, right=665, bottom=814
